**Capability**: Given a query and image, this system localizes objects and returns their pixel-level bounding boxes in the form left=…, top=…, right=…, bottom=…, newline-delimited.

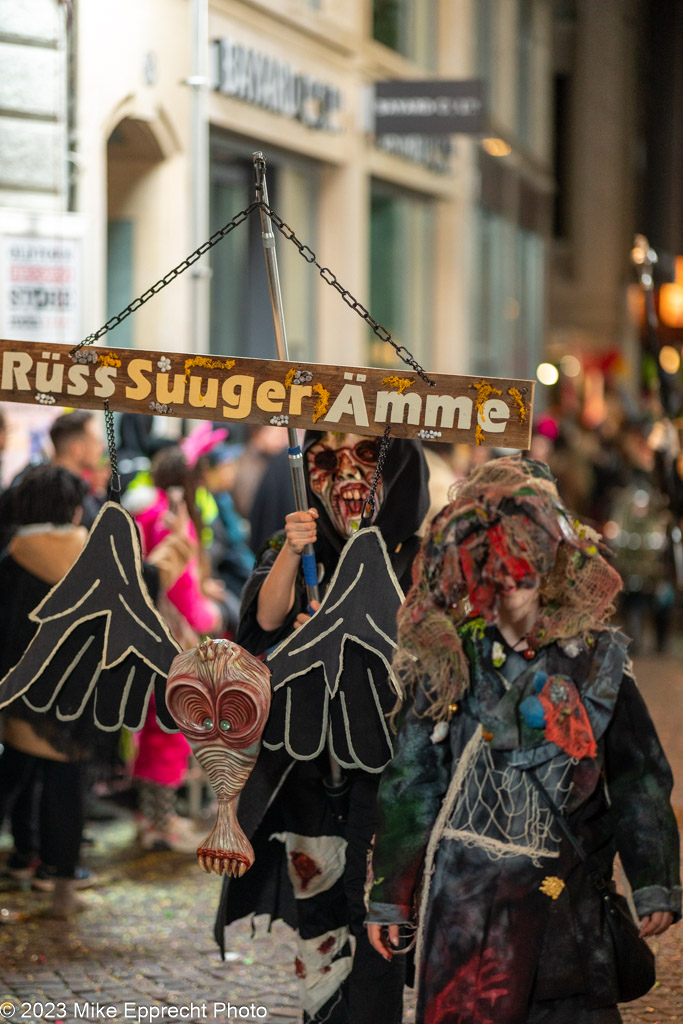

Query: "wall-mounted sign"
left=374, top=79, right=485, bottom=135
left=0, top=340, right=533, bottom=449
left=212, top=37, right=342, bottom=132
left=1, top=235, right=82, bottom=344
left=375, top=133, right=452, bottom=174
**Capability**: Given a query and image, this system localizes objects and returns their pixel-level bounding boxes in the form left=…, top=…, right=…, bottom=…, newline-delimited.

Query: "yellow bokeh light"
left=482, top=138, right=511, bottom=157
left=536, top=362, right=559, bottom=386
left=659, top=345, right=680, bottom=375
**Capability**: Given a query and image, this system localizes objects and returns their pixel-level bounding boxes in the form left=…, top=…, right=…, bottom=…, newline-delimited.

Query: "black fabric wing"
left=0, top=502, right=181, bottom=732
left=265, top=527, right=404, bottom=771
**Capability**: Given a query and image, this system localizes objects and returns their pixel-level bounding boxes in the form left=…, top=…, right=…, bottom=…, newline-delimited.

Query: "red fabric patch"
left=425, top=948, right=510, bottom=1024
left=538, top=676, right=597, bottom=759
left=290, top=851, right=322, bottom=890
left=318, top=936, right=336, bottom=954
left=459, top=522, right=537, bottom=619
left=295, top=956, right=307, bottom=979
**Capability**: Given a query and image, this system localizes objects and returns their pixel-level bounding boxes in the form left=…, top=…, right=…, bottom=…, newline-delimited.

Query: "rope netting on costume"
left=441, top=736, right=575, bottom=866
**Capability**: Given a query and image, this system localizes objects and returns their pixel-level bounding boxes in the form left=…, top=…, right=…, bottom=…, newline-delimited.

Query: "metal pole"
left=189, top=0, right=211, bottom=354
left=253, top=152, right=319, bottom=606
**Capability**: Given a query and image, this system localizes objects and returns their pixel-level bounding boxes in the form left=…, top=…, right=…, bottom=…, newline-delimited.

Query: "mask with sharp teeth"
left=307, top=432, right=383, bottom=538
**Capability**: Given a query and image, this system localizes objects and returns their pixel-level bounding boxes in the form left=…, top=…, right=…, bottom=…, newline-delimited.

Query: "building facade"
left=0, top=0, right=555, bottom=389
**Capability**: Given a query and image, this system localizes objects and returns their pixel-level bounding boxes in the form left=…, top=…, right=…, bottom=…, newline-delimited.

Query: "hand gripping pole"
left=253, top=152, right=319, bottom=604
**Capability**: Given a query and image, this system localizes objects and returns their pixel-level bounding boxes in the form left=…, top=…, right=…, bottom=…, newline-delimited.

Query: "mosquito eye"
left=202, top=717, right=213, bottom=730
left=219, top=719, right=232, bottom=733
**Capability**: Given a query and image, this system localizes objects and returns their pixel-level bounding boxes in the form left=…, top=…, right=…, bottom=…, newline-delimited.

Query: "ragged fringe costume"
left=367, top=456, right=681, bottom=1024
left=214, top=432, right=429, bottom=1024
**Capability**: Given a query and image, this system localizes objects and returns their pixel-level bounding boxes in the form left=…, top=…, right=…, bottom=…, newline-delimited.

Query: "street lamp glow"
left=536, top=362, right=559, bottom=386
left=560, top=354, right=581, bottom=377
left=482, top=137, right=511, bottom=157
left=659, top=345, right=680, bottom=375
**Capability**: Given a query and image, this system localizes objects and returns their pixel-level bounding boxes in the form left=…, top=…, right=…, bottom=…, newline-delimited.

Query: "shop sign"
left=375, top=133, right=452, bottom=174
left=374, top=80, right=485, bottom=135
left=1, top=235, right=81, bottom=344
left=212, top=37, right=342, bottom=132
left=0, top=339, right=533, bottom=449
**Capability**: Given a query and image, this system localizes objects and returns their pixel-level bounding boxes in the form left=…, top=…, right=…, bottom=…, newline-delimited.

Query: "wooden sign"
left=0, top=338, right=534, bottom=448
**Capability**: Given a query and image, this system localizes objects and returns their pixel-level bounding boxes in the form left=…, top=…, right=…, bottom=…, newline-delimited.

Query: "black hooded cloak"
left=214, top=432, right=429, bottom=950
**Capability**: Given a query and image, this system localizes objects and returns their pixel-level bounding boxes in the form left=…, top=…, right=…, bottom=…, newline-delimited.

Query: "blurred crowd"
left=2, top=398, right=683, bottom=661
left=1, top=390, right=682, bottom=915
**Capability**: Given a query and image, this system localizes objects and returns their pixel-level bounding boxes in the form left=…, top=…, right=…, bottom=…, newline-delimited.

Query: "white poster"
left=1, top=234, right=82, bottom=343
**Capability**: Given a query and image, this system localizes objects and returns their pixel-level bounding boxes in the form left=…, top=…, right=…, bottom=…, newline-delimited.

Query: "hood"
left=302, top=431, right=429, bottom=564
left=9, top=525, right=88, bottom=585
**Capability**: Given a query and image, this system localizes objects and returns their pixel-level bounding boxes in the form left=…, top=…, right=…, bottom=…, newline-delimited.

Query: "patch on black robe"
left=0, top=501, right=182, bottom=732
left=264, top=526, right=404, bottom=771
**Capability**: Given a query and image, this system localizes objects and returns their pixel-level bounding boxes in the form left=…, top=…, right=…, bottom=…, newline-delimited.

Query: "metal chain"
left=260, top=203, right=435, bottom=387
left=70, top=202, right=259, bottom=354
left=69, top=197, right=432, bottom=389
left=360, top=424, right=393, bottom=529
left=104, top=399, right=121, bottom=501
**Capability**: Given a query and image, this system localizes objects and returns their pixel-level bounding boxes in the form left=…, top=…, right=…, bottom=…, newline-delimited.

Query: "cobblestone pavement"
left=0, top=653, right=681, bottom=1024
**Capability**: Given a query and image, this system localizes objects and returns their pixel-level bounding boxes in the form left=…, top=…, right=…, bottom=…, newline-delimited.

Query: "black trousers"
left=280, top=760, right=405, bottom=1024
left=0, top=741, right=86, bottom=878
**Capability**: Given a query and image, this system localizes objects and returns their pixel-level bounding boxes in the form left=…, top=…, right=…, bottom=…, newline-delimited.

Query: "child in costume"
left=215, top=430, right=429, bottom=1024
left=366, top=455, right=680, bottom=1024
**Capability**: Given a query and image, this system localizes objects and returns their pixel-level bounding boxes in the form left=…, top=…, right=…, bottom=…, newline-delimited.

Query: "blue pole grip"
left=301, top=551, right=318, bottom=588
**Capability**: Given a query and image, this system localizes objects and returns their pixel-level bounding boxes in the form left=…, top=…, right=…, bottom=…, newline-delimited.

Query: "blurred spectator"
left=198, top=442, right=255, bottom=603
left=420, top=440, right=460, bottom=531
left=123, top=444, right=224, bottom=850
left=0, top=466, right=98, bottom=917
left=49, top=411, right=106, bottom=528
left=603, top=418, right=676, bottom=654
left=117, top=412, right=175, bottom=492
left=0, top=408, right=6, bottom=493
left=231, top=425, right=288, bottom=520
left=247, top=445, right=296, bottom=555
left=528, top=414, right=558, bottom=466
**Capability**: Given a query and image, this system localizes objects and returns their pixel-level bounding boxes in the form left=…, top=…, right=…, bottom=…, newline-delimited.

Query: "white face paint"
left=307, top=433, right=383, bottom=538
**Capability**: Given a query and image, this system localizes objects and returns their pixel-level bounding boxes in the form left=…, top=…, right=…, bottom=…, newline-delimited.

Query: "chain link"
left=69, top=198, right=433, bottom=388
left=262, top=204, right=435, bottom=386
left=104, top=399, right=121, bottom=501
left=360, top=424, right=393, bottom=529
left=70, top=203, right=259, bottom=355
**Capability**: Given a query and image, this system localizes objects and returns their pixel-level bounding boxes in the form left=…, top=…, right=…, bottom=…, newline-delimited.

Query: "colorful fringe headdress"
left=394, top=455, right=622, bottom=721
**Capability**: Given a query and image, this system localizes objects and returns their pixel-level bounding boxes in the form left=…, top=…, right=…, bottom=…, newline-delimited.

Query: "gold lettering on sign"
left=126, top=359, right=153, bottom=400
left=35, top=358, right=64, bottom=393
left=222, top=375, right=254, bottom=419
left=94, top=365, right=117, bottom=398
left=189, top=376, right=219, bottom=409
left=256, top=380, right=286, bottom=412
left=288, top=384, right=313, bottom=416
left=67, top=364, right=89, bottom=396
left=2, top=352, right=33, bottom=390
left=157, top=374, right=186, bottom=405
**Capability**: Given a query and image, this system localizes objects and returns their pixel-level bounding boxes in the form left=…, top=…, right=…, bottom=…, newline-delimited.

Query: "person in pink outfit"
left=124, top=444, right=225, bottom=850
